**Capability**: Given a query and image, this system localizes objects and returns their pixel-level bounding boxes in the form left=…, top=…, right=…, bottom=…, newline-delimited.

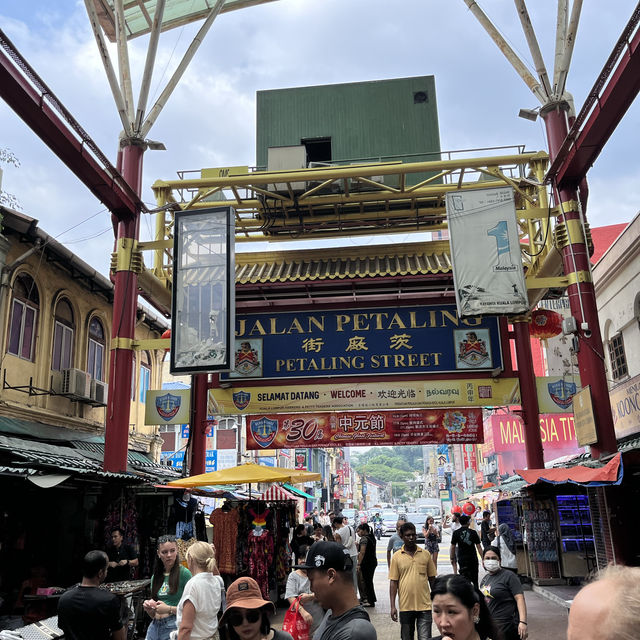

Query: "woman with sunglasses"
left=220, top=577, right=293, bottom=640
left=143, top=535, right=192, bottom=640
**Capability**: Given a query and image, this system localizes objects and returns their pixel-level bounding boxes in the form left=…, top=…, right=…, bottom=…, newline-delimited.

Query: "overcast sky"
left=1, top=0, right=638, bottom=277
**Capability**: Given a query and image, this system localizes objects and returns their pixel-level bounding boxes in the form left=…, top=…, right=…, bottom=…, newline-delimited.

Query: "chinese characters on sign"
left=246, top=408, right=484, bottom=450
left=221, top=304, right=502, bottom=380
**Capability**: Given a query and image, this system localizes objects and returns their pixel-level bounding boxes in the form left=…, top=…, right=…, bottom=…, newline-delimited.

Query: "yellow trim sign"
left=208, top=378, right=520, bottom=415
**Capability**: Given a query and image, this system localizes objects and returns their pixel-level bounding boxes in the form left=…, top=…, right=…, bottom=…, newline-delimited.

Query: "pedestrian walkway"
left=273, top=530, right=570, bottom=639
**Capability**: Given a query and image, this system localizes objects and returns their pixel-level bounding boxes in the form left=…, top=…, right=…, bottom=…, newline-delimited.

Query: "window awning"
left=283, top=483, right=317, bottom=501
left=516, top=453, right=623, bottom=487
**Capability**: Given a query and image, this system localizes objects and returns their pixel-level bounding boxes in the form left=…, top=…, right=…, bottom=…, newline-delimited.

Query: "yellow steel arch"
left=138, top=150, right=568, bottom=313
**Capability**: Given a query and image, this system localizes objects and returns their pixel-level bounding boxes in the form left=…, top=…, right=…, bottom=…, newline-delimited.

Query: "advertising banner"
left=446, top=187, right=528, bottom=316
left=573, top=386, right=598, bottom=446
left=145, top=390, right=191, bottom=425
left=246, top=408, right=483, bottom=450
left=610, top=374, right=640, bottom=439
left=209, top=377, right=519, bottom=415
left=171, top=207, right=235, bottom=374
left=536, top=375, right=580, bottom=413
left=221, top=304, right=502, bottom=380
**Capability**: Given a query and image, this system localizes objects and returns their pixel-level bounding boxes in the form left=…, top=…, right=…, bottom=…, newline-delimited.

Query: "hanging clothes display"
left=244, top=508, right=274, bottom=598
left=210, top=506, right=240, bottom=574
left=171, top=490, right=198, bottom=539
left=208, top=495, right=298, bottom=601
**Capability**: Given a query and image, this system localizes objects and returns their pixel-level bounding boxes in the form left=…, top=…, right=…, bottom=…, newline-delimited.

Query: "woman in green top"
left=143, top=534, right=192, bottom=640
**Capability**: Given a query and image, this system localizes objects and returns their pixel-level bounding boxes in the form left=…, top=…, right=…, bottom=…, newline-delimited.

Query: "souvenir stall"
left=209, top=490, right=298, bottom=602
left=515, top=453, right=624, bottom=584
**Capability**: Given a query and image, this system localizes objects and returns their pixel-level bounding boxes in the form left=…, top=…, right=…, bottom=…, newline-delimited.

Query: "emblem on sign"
left=456, top=330, right=490, bottom=367
left=547, top=380, right=577, bottom=409
left=155, top=393, right=182, bottom=421
left=232, top=390, right=251, bottom=411
left=234, top=341, right=261, bottom=376
left=250, top=417, right=278, bottom=448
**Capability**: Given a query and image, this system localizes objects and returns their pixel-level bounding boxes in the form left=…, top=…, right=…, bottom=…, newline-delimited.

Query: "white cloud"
left=1, top=0, right=638, bottom=277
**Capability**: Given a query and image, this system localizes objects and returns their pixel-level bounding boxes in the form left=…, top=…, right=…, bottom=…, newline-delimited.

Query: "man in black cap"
left=294, top=541, right=377, bottom=640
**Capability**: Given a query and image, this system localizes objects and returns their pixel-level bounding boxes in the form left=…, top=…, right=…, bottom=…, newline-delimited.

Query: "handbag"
left=282, top=596, right=310, bottom=640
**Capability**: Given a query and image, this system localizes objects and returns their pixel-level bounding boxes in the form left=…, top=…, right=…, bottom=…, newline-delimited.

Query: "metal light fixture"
left=146, top=139, right=166, bottom=151
left=518, top=108, right=539, bottom=122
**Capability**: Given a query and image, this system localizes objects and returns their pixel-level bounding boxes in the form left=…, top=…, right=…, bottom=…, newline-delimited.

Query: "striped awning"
left=261, top=484, right=298, bottom=501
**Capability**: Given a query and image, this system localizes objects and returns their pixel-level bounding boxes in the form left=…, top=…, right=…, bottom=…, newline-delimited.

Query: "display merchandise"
left=209, top=499, right=296, bottom=599
left=556, top=493, right=596, bottom=577
left=496, top=499, right=522, bottom=542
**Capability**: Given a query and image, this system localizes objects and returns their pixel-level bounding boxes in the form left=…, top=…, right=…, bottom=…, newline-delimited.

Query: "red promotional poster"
left=246, top=408, right=483, bottom=450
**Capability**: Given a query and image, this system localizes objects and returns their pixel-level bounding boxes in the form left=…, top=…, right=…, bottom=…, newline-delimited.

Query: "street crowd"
left=53, top=508, right=639, bottom=640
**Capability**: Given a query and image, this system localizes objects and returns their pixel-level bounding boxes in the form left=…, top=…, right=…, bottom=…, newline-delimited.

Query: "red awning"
left=516, top=453, right=622, bottom=486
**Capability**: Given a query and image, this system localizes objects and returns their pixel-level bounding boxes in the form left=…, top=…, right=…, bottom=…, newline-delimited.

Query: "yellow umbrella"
left=167, top=462, right=321, bottom=488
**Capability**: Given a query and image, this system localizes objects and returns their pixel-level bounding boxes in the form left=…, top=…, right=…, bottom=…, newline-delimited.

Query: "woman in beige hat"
left=220, top=577, right=293, bottom=640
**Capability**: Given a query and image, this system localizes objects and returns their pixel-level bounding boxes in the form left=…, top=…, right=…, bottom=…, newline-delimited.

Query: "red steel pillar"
left=541, top=102, right=618, bottom=458
left=104, top=142, right=144, bottom=472
left=190, top=374, right=209, bottom=475
left=513, top=319, right=544, bottom=468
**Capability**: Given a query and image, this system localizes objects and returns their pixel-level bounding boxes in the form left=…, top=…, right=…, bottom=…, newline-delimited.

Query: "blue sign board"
left=206, top=450, right=217, bottom=471
left=181, top=424, right=189, bottom=438
left=222, top=304, right=502, bottom=380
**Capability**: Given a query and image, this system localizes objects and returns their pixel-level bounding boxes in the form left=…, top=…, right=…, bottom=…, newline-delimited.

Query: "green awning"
left=283, top=483, right=316, bottom=501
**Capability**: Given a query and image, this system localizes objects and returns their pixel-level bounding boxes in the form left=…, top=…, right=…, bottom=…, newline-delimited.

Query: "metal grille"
left=588, top=487, right=616, bottom=569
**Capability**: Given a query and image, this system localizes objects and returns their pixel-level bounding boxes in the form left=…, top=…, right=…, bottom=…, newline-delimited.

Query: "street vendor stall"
left=168, top=463, right=321, bottom=601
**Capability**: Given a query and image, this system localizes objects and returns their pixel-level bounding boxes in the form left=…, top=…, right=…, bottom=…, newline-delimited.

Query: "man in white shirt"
left=333, top=516, right=358, bottom=592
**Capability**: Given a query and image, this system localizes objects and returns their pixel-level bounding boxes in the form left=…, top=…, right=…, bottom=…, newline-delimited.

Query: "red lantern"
left=462, top=502, right=475, bottom=516
left=451, top=505, right=463, bottom=514
left=529, top=309, right=563, bottom=340
left=161, top=329, right=171, bottom=352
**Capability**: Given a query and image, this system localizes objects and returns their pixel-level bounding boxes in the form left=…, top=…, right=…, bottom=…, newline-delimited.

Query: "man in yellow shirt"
left=389, top=522, right=437, bottom=640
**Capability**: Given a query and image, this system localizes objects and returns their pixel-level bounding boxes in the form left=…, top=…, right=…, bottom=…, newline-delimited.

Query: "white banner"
left=446, top=187, right=528, bottom=316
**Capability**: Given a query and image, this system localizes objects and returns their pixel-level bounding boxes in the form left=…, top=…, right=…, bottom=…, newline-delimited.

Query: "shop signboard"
left=609, top=374, right=640, bottom=439
left=220, top=304, right=503, bottom=381
left=246, top=408, right=483, bottom=450
left=205, top=450, right=217, bottom=471
left=573, top=386, right=598, bottom=446
left=145, top=390, right=191, bottom=425
left=295, top=449, right=308, bottom=470
left=485, top=413, right=578, bottom=453
left=209, top=377, right=519, bottom=415
left=446, top=187, right=528, bottom=316
left=536, top=375, right=581, bottom=413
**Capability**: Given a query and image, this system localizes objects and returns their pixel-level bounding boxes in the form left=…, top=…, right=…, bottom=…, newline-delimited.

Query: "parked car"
left=381, top=509, right=399, bottom=535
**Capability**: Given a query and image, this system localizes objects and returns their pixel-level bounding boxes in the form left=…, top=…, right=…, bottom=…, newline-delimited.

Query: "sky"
left=1, top=0, right=638, bottom=279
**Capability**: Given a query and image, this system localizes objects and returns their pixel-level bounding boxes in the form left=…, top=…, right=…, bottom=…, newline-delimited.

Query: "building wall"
left=0, top=233, right=165, bottom=453
left=593, top=214, right=640, bottom=382
left=256, top=76, right=441, bottom=171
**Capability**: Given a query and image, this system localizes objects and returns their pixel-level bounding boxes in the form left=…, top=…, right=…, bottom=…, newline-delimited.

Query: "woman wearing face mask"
left=479, top=548, right=527, bottom=640
left=431, top=574, right=496, bottom=640
left=220, top=577, right=293, bottom=640
left=143, top=535, right=193, bottom=640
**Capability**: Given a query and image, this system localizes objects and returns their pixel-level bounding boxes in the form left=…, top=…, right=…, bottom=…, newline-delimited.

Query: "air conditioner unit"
left=90, top=379, right=109, bottom=406
left=267, top=146, right=307, bottom=193
left=61, top=368, right=91, bottom=400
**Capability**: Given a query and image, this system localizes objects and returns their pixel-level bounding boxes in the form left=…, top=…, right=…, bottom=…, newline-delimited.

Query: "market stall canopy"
left=516, top=453, right=623, bottom=487
left=283, top=483, right=317, bottom=501
left=167, top=462, right=321, bottom=488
